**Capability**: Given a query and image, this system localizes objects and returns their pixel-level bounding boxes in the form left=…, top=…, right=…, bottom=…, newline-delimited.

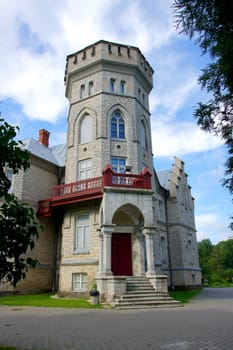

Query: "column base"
left=96, top=276, right=126, bottom=303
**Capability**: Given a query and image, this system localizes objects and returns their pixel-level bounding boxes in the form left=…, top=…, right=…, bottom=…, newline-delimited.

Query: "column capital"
left=142, top=226, right=157, bottom=236
left=101, top=224, right=115, bottom=234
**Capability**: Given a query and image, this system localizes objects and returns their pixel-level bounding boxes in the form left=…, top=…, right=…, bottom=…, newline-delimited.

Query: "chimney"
left=39, top=129, right=50, bottom=147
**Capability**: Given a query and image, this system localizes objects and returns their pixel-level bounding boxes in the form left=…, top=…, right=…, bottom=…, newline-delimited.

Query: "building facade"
left=1, top=41, right=201, bottom=301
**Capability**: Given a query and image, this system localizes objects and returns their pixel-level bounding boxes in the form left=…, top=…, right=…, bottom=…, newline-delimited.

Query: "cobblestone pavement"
left=0, top=288, right=233, bottom=350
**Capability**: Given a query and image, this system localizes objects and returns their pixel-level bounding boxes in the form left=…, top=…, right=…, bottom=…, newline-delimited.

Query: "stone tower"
left=64, top=40, right=155, bottom=183
left=58, top=40, right=168, bottom=300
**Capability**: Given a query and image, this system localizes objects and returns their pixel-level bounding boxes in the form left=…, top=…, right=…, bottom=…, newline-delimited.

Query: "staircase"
left=113, top=276, right=182, bottom=309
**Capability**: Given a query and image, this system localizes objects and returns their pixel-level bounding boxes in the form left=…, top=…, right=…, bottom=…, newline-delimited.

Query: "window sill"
left=74, top=248, right=90, bottom=254
left=72, top=289, right=87, bottom=293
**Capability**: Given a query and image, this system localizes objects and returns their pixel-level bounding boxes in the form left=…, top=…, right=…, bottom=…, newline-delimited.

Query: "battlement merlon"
left=64, top=40, right=154, bottom=91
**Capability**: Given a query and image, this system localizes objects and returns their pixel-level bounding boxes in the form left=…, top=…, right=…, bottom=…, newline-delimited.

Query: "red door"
left=111, top=233, right=132, bottom=276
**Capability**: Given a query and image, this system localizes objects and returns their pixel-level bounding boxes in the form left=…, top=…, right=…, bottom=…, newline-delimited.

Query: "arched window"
left=140, top=119, right=148, bottom=149
left=80, top=114, right=92, bottom=144
left=111, top=111, right=125, bottom=139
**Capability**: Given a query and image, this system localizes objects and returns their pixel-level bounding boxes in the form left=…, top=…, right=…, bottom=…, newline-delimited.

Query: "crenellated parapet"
left=64, top=40, right=154, bottom=92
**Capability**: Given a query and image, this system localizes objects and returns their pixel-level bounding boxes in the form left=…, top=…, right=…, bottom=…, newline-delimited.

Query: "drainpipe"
left=164, top=190, right=174, bottom=290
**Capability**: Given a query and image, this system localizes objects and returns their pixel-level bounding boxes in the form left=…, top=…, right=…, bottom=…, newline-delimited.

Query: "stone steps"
left=113, top=276, right=182, bottom=310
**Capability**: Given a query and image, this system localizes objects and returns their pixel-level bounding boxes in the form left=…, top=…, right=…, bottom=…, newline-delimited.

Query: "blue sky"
left=0, top=0, right=232, bottom=243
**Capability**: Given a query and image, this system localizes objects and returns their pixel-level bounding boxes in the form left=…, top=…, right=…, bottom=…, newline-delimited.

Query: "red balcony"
left=37, top=165, right=151, bottom=216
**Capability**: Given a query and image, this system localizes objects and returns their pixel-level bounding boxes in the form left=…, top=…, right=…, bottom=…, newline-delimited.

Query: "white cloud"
left=0, top=0, right=176, bottom=123
left=196, top=213, right=230, bottom=244
left=151, top=120, right=223, bottom=157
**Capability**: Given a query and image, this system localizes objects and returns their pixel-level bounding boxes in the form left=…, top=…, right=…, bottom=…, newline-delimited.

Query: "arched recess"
left=111, top=204, right=144, bottom=276
left=112, top=203, right=144, bottom=228
left=79, top=113, right=92, bottom=144
left=69, top=107, right=97, bottom=147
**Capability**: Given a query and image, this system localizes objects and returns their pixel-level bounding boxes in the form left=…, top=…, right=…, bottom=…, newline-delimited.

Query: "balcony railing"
left=37, top=165, right=152, bottom=216
left=52, top=176, right=103, bottom=201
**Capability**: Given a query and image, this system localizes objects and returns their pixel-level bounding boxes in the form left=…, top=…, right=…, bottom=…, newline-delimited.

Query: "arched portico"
left=98, top=202, right=157, bottom=277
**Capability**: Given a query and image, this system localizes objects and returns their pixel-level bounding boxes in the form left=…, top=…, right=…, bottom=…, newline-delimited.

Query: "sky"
left=0, top=0, right=232, bottom=244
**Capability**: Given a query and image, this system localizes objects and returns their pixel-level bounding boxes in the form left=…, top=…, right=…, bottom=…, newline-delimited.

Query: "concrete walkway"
left=0, top=288, right=233, bottom=350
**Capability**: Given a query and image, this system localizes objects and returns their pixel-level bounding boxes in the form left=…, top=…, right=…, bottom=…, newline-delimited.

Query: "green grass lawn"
left=0, top=347, right=19, bottom=350
left=169, top=289, right=202, bottom=304
left=0, top=293, right=102, bottom=308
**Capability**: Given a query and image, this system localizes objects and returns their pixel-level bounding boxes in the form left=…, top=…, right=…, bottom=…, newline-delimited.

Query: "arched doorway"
left=111, top=204, right=144, bottom=276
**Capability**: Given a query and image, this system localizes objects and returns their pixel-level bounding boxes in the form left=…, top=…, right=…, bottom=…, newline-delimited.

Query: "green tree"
left=214, top=239, right=233, bottom=269
left=198, top=238, right=213, bottom=281
left=206, top=239, right=233, bottom=284
left=173, top=0, right=233, bottom=194
left=0, top=118, right=40, bottom=287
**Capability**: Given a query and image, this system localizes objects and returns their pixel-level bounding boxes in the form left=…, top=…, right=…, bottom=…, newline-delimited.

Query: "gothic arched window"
left=80, top=114, right=92, bottom=144
left=111, top=111, right=125, bottom=139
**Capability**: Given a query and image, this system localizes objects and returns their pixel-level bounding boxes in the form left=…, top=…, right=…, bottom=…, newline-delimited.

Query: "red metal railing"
left=102, top=164, right=151, bottom=189
left=37, top=165, right=152, bottom=216
left=52, top=176, right=103, bottom=200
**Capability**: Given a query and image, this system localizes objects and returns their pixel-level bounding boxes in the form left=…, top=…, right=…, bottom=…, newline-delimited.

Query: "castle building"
left=1, top=41, right=201, bottom=303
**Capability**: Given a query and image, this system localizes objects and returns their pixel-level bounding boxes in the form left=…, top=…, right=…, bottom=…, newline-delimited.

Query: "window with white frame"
left=72, top=273, right=88, bottom=291
left=111, top=110, right=125, bottom=139
left=111, top=157, right=126, bottom=173
left=75, top=213, right=90, bottom=252
left=78, top=159, right=92, bottom=180
left=79, top=114, right=92, bottom=144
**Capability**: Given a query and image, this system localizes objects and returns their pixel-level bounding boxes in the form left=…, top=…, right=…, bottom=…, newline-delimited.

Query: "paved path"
left=0, top=288, right=233, bottom=350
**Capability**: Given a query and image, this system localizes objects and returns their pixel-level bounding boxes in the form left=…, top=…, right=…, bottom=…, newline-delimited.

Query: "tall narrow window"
left=78, top=159, right=92, bottom=180
left=142, top=93, right=145, bottom=105
left=75, top=214, right=90, bottom=252
left=138, top=88, right=141, bottom=100
left=111, top=158, right=126, bottom=173
left=110, top=78, right=115, bottom=93
left=120, top=80, right=125, bottom=94
left=80, top=84, right=85, bottom=99
left=158, top=200, right=164, bottom=221
left=111, top=111, right=125, bottom=139
left=88, top=81, right=94, bottom=96
left=160, top=237, right=166, bottom=262
left=80, top=114, right=92, bottom=144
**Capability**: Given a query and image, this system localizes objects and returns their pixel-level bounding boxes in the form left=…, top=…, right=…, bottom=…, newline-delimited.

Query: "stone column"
left=97, top=229, right=103, bottom=275
left=136, top=232, right=146, bottom=275
left=143, top=226, right=156, bottom=276
left=101, top=224, right=114, bottom=275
